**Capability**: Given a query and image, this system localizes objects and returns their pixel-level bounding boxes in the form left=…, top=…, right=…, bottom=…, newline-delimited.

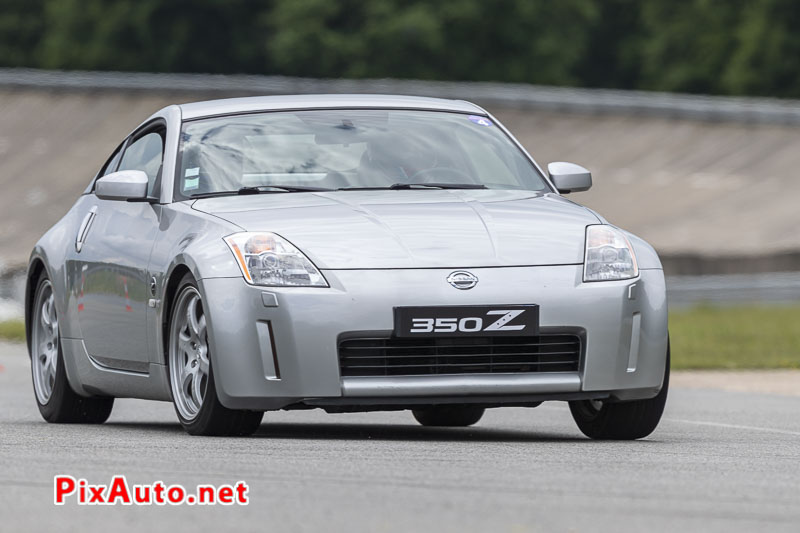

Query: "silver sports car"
left=26, top=95, right=669, bottom=438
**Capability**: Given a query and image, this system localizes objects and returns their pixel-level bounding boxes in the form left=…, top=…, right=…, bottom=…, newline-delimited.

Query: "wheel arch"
left=25, top=256, right=49, bottom=353
left=160, top=263, right=194, bottom=366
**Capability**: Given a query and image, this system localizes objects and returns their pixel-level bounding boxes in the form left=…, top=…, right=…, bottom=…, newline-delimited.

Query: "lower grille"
left=338, top=333, right=581, bottom=377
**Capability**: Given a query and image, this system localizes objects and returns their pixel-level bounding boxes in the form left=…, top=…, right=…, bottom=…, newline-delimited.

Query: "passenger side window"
left=118, top=130, right=165, bottom=196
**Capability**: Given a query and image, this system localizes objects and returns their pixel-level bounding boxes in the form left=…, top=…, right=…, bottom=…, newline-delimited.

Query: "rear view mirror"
left=548, top=162, right=592, bottom=193
left=95, top=170, right=150, bottom=201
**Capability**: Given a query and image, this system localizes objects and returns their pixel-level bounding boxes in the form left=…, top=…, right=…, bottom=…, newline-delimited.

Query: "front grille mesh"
left=338, top=334, right=581, bottom=377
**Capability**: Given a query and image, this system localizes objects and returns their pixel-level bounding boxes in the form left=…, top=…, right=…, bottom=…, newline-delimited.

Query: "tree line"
left=2, top=0, right=799, bottom=98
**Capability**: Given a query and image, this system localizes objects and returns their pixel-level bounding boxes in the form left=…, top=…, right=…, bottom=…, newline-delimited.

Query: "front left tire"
left=30, top=273, right=114, bottom=423
left=568, top=341, right=670, bottom=440
left=167, top=273, right=263, bottom=436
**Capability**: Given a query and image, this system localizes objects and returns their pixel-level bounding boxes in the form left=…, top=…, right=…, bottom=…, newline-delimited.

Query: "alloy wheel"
left=32, top=280, right=58, bottom=404
left=169, top=287, right=210, bottom=421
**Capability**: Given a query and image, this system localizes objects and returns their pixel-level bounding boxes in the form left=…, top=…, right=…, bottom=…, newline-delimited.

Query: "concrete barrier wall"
left=1, top=69, right=798, bottom=273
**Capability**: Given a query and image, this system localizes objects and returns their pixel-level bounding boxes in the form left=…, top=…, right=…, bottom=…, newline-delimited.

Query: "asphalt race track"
left=1, top=341, right=799, bottom=532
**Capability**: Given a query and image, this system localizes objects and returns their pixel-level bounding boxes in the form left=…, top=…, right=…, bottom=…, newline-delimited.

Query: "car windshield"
left=176, top=109, right=549, bottom=198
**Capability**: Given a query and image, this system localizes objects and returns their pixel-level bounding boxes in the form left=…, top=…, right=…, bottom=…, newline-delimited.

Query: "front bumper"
left=200, top=265, right=668, bottom=410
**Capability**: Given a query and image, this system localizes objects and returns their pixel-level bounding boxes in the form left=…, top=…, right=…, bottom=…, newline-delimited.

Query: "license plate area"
left=393, top=305, right=540, bottom=338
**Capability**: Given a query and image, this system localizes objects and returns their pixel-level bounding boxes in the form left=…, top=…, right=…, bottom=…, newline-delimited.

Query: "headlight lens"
left=583, top=225, right=638, bottom=282
left=224, top=232, right=328, bottom=287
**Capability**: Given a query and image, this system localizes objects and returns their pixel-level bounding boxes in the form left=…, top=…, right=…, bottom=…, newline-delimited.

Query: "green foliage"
left=0, top=320, right=25, bottom=342
left=265, top=0, right=596, bottom=84
left=723, top=0, right=800, bottom=97
left=670, top=305, right=800, bottom=369
left=638, top=0, right=747, bottom=95
left=1, top=0, right=800, bottom=97
left=0, top=0, right=45, bottom=67
left=36, top=0, right=267, bottom=73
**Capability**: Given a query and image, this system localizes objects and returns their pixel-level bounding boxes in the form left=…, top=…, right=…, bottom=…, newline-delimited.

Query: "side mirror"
left=95, top=170, right=150, bottom=201
left=548, top=162, right=592, bottom=194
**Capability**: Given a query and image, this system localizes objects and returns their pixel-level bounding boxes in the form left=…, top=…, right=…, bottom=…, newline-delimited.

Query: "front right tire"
left=167, top=273, right=263, bottom=436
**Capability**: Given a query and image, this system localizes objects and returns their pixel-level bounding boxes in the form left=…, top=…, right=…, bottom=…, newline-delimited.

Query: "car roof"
left=178, top=94, right=486, bottom=120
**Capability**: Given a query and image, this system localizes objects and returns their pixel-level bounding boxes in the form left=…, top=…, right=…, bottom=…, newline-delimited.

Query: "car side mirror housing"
left=95, top=170, right=150, bottom=201
left=548, top=162, right=592, bottom=194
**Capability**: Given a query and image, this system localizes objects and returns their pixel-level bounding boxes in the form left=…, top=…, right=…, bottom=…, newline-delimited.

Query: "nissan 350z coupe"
left=25, top=95, right=669, bottom=438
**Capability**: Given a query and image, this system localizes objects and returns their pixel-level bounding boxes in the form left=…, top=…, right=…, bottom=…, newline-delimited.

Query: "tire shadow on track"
left=101, top=421, right=582, bottom=442
left=12, top=418, right=667, bottom=443
left=99, top=420, right=666, bottom=443
left=253, top=422, right=585, bottom=442
left=253, top=423, right=671, bottom=443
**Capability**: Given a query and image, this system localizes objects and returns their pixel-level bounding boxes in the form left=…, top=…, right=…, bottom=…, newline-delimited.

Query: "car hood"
left=192, top=190, right=599, bottom=269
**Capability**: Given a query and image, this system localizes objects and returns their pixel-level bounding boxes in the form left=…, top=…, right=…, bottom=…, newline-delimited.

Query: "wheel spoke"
left=47, top=294, right=57, bottom=325
left=186, top=296, right=201, bottom=338
left=38, top=353, right=48, bottom=377
left=46, top=358, right=57, bottom=383
left=40, top=300, right=51, bottom=328
left=182, top=357, right=194, bottom=378
left=181, top=367, right=194, bottom=398
left=178, top=338, right=192, bottom=358
left=197, top=347, right=210, bottom=374
left=191, top=371, right=204, bottom=408
left=38, top=342, right=56, bottom=387
left=197, top=314, right=207, bottom=340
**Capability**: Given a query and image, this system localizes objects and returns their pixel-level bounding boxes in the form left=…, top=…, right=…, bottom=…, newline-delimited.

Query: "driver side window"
left=118, top=129, right=165, bottom=196
left=99, top=144, right=123, bottom=178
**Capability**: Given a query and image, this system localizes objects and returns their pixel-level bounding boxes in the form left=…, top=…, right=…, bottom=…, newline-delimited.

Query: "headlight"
left=583, top=225, right=638, bottom=282
left=223, top=232, right=328, bottom=287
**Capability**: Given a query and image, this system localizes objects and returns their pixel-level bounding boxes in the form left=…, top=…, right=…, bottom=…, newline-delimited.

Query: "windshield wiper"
left=192, top=183, right=487, bottom=198
left=190, top=185, right=333, bottom=199
left=338, top=183, right=488, bottom=191
left=390, top=182, right=487, bottom=190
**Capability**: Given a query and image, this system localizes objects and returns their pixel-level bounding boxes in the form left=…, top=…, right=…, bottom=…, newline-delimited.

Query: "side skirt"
left=60, top=337, right=172, bottom=401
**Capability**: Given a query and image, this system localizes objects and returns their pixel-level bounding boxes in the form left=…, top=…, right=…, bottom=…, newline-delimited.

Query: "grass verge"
left=670, top=305, right=800, bottom=369
left=2, top=306, right=799, bottom=369
left=0, top=319, right=25, bottom=343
